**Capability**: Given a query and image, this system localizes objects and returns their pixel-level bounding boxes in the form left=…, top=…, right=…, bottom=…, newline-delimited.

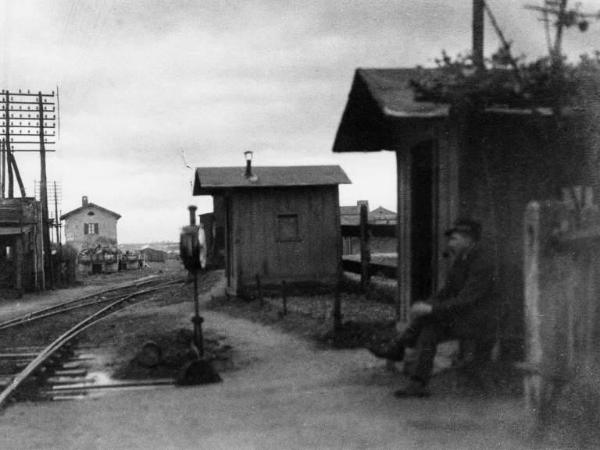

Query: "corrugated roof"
left=60, top=203, right=121, bottom=220
left=193, top=165, right=351, bottom=194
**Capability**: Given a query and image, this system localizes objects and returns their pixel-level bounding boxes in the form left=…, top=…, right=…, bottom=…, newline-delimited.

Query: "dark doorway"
left=0, top=238, right=13, bottom=289
left=410, top=141, right=437, bottom=302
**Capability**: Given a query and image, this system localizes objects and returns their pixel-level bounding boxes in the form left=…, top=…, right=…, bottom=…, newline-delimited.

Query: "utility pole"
left=38, top=92, right=53, bottom=288
left=472, top=0, right=485, bottom=72
left=4, top=91, right=13, bottom=198
left=0, top=138, right=5, bottom=198
left=0, top=89, right=58, bottom=289
left=53, top=181, right=60, bottom=245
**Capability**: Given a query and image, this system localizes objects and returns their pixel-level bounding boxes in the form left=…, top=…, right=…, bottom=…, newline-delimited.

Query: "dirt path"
left=0, top=278, right=537, bottom=450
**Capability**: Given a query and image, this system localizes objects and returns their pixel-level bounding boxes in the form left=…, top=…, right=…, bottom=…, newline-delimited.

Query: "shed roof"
left=333, top=68, right=449, bottom=153
left=333, top=68, right=560, bottom=153
left=358, top=68, right=449, bottom=118
left=193, top=165, right=351, bottom=195
left=60, top=203, right=121, bottom=220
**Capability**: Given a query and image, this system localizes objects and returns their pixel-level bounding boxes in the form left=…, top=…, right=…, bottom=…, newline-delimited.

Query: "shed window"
left=84, top=223, right=99, bottom=235
left=277, top=214, right=300, bottom=242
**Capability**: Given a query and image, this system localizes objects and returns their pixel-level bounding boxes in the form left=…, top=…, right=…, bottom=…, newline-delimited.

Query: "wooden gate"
left=523, top=187, right=600, bottom=429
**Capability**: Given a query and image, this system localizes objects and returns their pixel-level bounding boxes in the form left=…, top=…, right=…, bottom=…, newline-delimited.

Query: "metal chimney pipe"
left=244, top=151, right=253, bottom=178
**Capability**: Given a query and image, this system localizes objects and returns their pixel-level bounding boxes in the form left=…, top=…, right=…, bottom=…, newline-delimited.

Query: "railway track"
left=0, top=276, right=186, bottom=409
left=0, top=275, right=173, bottom=331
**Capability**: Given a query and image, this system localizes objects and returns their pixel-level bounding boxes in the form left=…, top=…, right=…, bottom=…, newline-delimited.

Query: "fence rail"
left=341, top=223, right=396, bottom=238
left=341, top=258, right=396, bottom=279
left=340, top=204, right=397, bottom=286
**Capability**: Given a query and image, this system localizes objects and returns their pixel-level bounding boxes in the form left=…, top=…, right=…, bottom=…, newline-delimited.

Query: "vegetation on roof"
left=409, top=1, right=600, bottom=112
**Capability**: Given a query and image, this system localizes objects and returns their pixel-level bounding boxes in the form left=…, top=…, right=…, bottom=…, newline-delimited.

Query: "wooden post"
left=472, top=0, right=485, bottom=72
left=333, top=280, right=342, bottom=332
left=281, top=280, right=288, bottom=316
left=359, top=203, right=371, bottom=291
left=0, top=138, right=4, bottom=198
left=14, top=235, right=23, bottom=297
left=256, top=274, right=263, bottom=308
left=333, top=186, right=343, bottom=333
left=396, top=149, right=412, bottom=323
left=523, top=199, right=584, bottom=430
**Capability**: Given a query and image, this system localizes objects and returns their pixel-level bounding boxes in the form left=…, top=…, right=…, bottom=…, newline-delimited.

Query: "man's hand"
left=410, top=301, right=433, bottom=318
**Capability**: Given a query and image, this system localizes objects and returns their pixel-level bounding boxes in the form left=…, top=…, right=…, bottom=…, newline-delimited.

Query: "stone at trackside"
left=136, top=341, right=163, bottom=368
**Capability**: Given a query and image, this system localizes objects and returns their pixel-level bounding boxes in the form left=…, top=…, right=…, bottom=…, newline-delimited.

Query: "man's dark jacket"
left=430, top=244, right=498, bottom=335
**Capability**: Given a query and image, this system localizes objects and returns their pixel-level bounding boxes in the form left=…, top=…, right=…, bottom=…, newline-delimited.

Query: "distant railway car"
left=140, top=247, right=167, bottom=263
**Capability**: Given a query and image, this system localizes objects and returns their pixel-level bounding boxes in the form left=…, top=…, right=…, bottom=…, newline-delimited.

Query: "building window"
left=277, top=214, right=300, bottom=242
left=84, top=223, right=99, bottom=235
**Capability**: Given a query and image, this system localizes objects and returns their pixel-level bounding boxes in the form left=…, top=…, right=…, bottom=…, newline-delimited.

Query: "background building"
left=61, top=196, right=121, bottom=252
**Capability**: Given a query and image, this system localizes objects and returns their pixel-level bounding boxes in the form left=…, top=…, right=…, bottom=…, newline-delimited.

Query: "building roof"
left=339, top=204, right=396, bottom=226
left=358, top=68, right=449, bottom=119
left=333, top=68, right=449, bottom=153
left=193, top=165, right=351, bottom=195
left=370, top=206, right=396, bottom=217
left=332, top=68, right=564, bottom=153
left=60, top=203, right=121, bottom=220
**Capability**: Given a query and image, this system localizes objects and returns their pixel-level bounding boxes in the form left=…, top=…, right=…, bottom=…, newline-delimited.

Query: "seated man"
left=368, top=219, right=497, bottom=397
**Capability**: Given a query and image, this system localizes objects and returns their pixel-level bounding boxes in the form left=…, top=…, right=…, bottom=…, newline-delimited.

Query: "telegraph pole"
left=0, top=138, right=5, bottom=198
left=4, top=91, right=13, bottom=198
left=53, top=181, right=60, bottom=245
left=38, top=92, right=53, bottom=288
left=0, top=88, right=58, bottom=289
left=472, top=0, right=485, bottom=72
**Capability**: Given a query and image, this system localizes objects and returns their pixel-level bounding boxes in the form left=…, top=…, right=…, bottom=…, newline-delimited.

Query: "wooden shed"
left=140, top=247, right=167, bottom=263
left=193, top=164, right=351, bottom=295
left=0, top=198, right=44, bottom=296
left=333, top=68, right=590, bottom=359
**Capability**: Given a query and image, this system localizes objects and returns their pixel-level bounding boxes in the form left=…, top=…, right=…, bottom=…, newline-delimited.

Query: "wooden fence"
left=523, top=187, right=600, bottom=429
left=340, top=204, right=396, bottom=288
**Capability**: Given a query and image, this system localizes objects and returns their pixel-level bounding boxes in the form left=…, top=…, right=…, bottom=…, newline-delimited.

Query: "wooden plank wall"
left=524, top=190, right=600, bottom=426
left=231, top=186, right=340, bottom=291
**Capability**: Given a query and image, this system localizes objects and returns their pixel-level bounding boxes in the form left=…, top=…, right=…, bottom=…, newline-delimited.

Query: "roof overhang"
left=333, top=68, right=449, bottom=153
left=332, top=68, right=581, bottom=154
left=60, top=203, right=121, bottom=221
left=193, top=165, right=351, bottom=196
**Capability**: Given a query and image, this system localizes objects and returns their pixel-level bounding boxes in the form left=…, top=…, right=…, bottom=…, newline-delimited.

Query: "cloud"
left=4, top=0, right=600, bottom=242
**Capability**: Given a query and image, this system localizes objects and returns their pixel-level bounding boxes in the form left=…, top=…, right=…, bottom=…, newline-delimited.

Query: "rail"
left=0, top=275, right=171, bottom=330
left=0, top=280, right=183, bottom=409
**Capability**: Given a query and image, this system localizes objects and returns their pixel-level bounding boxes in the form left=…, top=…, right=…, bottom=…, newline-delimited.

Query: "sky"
left=2, top=0, right=599, bottom=243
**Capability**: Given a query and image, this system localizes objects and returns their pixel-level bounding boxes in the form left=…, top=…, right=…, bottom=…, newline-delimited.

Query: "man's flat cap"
left=444, top=219, right=482, bottom=241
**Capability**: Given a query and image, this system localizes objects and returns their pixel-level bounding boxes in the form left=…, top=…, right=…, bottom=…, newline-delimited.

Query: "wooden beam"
left=359, top=203, right=371, bottom=291
left=396, top=149, right=412, bottom=323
